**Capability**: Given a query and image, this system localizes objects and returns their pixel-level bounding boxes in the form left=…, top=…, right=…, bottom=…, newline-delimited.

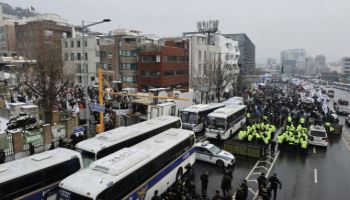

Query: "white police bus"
left=57, top=128, right=195, bottom=200
left=0, top=148, right=83, bottom=200
left=75, top=116, right=182, bottom=167
left=180, top=103, right=225, bottom=133
left=205, top=105, right=246, bottom=140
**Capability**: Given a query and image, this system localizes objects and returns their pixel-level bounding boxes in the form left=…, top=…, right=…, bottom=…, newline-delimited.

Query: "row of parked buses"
left=333, top=82, right=350, bottom=91
left=0, top=103, right=245, bottom=200
left=180, top=103, right=246, bottom=140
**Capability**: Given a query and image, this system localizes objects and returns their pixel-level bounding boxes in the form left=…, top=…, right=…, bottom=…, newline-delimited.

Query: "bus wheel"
left=176, top=167, right=183, bottom=181
left=216, top=160, right=224, bottom=168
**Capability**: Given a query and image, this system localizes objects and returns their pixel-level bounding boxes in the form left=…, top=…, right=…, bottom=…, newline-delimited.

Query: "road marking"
left=342, top=135, right=350, bottom=152
left=313, top=147, right=316, bottom=154
left=314, top=169, right=318, bottom=183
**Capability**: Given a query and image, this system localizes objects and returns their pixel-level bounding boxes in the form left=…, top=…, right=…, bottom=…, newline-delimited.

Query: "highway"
left=193, top=86, right=350, bottom=199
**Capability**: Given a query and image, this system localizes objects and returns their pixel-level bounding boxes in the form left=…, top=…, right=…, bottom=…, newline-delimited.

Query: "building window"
left=198, top=64, right=202, bottom=74
left=120, top=63, right=137, bottom=70
left=77, top=76, right=82, bottom=83
left=100, top=51, right=107, bottom=58
left=204, top=50, right=207, bottom=61
left=198, top=50, right=201, bottom=62
left=70, top=53, right=74, bottom=61
left=44, top=30, right=53, bottom=37
left=164, top=70, right=175, bottom=76
left=91, top=77, right=95, bottom=82
left=97, top=39, right=100, bottom=45
left=64, top=53, right=68, bottom=61
left=108, top=53, right=113, bottom=59
left=85, top=52, right=88, bottom=61
left=108, top=64, right=113, bottom=70
left=70, top=41, right=74, bottom=48
left=77, top=40, right=81, bottom=48
left=64, top=41, right=68, bottom=48
left=141, top=71, right=160, bottom=77
left=77, top=53, right=81, bottom=61
left=120, top=50, right=137, bottom=57
left=123, top=76, right=136, bottom=83
left=141, top=55, right=158, bottom=62
left=76, top=64, right=81, bottom=73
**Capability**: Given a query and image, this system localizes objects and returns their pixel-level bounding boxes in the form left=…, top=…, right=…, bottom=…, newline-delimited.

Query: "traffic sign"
left=91, top=103, right=105, bottom=113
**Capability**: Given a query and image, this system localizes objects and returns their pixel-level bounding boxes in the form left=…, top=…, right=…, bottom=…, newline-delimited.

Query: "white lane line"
left=314, top=169, right=318, bottom=184
left=342, top=136, right=350, bottom=152
left=313, top=147, right=316, bottom=154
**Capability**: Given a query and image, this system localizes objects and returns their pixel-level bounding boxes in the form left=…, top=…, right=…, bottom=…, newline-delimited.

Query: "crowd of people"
left=238, top=123, right=276, bottom=145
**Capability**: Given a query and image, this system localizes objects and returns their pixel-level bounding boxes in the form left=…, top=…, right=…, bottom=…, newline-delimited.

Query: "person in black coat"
left=200, top=171, right=209, bottom=194
left=29, top=143, right=35, bottom=155
left=268, top=173, right=282, bottom=200
left=258, top=172, right=267, bottom=195
left=221, top=174, right=232, bottom=197
left=0, top=149, right=5, bottom=164
left=49, top=142, right=55, bottom=150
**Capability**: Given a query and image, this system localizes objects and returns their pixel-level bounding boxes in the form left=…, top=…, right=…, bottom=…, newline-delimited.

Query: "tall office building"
left=280, top=49, right=306, bottom=74
left=224, top=33, right=255, bottom=75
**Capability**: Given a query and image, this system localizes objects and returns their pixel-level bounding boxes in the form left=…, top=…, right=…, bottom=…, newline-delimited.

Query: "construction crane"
left=96, top=68, right=191, bottom=133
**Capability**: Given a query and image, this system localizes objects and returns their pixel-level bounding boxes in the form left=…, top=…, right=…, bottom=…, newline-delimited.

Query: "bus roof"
left=75, top=116, right=181, bottom=154
left=208, top=105, right=246, bottom=118
left=181, top=103, right=225, bottom=113
left=59, top=128, right=194, bottom=199
left=0, top=148, right=81, bottom=183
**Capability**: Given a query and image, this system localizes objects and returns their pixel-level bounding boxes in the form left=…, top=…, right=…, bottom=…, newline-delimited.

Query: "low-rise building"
left=137, top=39, right=189, bottom=91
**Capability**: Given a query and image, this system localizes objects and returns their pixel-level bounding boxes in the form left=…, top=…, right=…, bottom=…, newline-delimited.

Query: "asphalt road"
left=269, top=86, right=350, bottom=200
left=192, top=85, right=350, bottom=199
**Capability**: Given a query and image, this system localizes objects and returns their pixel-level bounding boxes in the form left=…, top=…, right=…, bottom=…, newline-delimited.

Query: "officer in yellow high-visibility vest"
left=288, top=115, right=292, bottom=123
left=299, top=117, right=305, bottom=125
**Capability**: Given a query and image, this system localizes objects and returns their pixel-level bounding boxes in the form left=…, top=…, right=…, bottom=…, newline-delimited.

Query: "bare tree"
left=13, top=20, right=74, bottom=123
left=212, top=64, right=236, bottom=102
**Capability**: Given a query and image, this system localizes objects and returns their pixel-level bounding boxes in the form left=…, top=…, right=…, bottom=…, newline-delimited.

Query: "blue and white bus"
left=0, top=148, right=83, bottom=200
left=205, top=105, right=246, bottom=140
left=75, top=116, right=182, bottom=167
left=57, top=128, right=195, bottom=200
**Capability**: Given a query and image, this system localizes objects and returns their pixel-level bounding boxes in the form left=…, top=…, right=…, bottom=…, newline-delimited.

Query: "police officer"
left=257, top=172, right=267, bottom=194
left=268, top=173, right=282, bottom=200
left=270, top=139, right=276, bottom=157
left=200, top=171, right=209, bottom=194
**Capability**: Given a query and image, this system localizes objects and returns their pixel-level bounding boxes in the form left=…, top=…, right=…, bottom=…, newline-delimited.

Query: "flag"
left=30, top=6, right=35, bottom=12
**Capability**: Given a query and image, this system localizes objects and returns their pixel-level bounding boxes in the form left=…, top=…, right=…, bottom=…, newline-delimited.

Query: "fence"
left=4, top=133, right=13, bottom=156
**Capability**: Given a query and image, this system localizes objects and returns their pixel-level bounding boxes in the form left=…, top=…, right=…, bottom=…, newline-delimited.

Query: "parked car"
left=345, top=115, right=350, bottom=127
left=308, top=125, right=328, bottom=147
left=338, top=99, right=349, bottom=106
left=336, top=106, right=350, bottom=116
left=195, top=141, right=235, bottom=167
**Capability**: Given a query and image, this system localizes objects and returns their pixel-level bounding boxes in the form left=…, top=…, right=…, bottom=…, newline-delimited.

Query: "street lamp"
left=81, top=18, right=111, bottom=135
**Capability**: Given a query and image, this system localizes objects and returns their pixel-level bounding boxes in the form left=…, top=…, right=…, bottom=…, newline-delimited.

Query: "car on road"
left=327, top=90, right=335, bottom=98
left=195, top=140, right=235, bottom=167
left=308, top=125, right=328, bottom=147
left=336, top=106, right=350, bottom=116
left=345, top=115, right=350, bottom=127
left=338, top=99, right=349, bottom=106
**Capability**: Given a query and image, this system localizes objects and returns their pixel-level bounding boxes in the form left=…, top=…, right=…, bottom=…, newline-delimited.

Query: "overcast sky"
left=2, top=0, right=349, bottom=63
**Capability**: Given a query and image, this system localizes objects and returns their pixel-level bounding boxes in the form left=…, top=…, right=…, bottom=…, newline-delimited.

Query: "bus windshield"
left=57, top=188, right=92, bottom=200
left=207, top=117, right=226, bottom=130
left=180, top=112, right=198, bottom=124
left=76, top=148, right=95, bottom=167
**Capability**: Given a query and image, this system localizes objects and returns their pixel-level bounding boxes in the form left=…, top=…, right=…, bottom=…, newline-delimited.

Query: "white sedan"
left=195, top=141, right=235, bottom=167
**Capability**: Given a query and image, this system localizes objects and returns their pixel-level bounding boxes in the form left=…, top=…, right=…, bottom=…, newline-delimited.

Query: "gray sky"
left=3, top=0, right=350, bottom=63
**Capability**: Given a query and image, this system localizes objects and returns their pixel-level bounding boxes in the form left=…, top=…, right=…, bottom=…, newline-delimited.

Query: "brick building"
left=137, top=40, right=189, bottom=91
